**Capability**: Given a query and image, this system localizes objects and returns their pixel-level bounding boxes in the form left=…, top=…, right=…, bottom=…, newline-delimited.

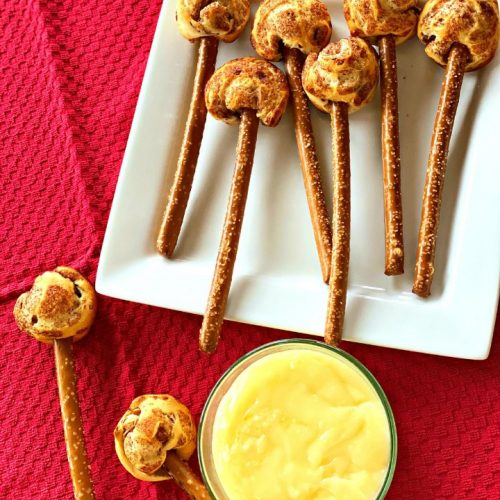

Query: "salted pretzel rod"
left=157, top=0, right=251, bottom=257
left=326, top=102, right=351, bottom=345
left=199, top=58, right=289, bottom=353
left=413, top=0, right=499, bottom=297
left=200, top=110, right=259, bottom=352
left=344, top=0, right=419, bottom=275
left=303, top=38, right=379, bottom=345
left=115, top=395, right=210, bottom=499
left=157, top=37, right=218, bottom=257
left=14, top=267, right=97, bottom=499
left=252, top=0, right=333, bottom=282
left=379, top=35, right=404, bottom=275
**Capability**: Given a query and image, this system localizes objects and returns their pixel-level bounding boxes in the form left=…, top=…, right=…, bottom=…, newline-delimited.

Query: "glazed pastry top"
left=114, top=395, right=197, bottom=482
left=205, top=57, right=290, bottom=126
left=176, top=0, right=250, bottom=42
left=302, top=37, right=379, bottom=113
left=418, top=0, right=499, bottom=71
left=344, top=0, right=419, bottom=44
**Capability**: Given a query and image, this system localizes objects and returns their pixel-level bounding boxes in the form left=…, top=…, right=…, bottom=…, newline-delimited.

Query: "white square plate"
left=96, top=1, right=500, bottom=359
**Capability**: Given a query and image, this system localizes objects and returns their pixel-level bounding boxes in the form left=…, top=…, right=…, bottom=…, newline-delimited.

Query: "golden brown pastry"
left=251, top=0, right=332, bottom=60
left=302, top=37, right=379, bottom=113
left=344, top=0, right=419, bottom=44
left=205, top=57, right=290, bottom=126
left=158, top=1, right=250, bottom=259
left=176, top=0, right=251, bottom=42
left=418, top=0, right=499, bottom=71
left=14, top=266, right=97, bottom=344
left=114, top=395, right=196, bottom=482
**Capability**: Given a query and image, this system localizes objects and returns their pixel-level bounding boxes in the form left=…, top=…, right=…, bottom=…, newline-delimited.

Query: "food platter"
left=96, top=0, right=500, bottom=360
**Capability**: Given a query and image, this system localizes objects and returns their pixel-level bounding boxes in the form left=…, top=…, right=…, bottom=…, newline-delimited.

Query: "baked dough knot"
left=13, top=266, right=96, bottom=344
left=418, top=0, right=499, bottom=71
left=176, top=0, right=251, bottom=42
left=344, top=0, right=419, bottom=44
left=205, top=57, right=290, bottom=126
left=302, top=37, right=379, bottom=113
left=251, top=0, right=332, bottom=61
left=114, top=395, right=197, bottom=482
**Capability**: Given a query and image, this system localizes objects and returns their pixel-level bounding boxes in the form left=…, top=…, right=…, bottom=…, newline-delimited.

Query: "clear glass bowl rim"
left=198, top=338, right=398, bottom=500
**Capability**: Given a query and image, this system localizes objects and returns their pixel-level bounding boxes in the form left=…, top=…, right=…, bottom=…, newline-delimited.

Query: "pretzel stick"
left=284, top=46, right=332, bottom=283
left=164, top=453, right=210, bottom=500
left=157, top=37, right=219, bottom=257
left=325, top=102, right=350, bottom=346
left=379, top=35, right=404, bottom=276
left=200, top=110, right=259, bottom=353
left=413, top=43, right=468, bottom=297
left=54, top=338, right=95, bottom=500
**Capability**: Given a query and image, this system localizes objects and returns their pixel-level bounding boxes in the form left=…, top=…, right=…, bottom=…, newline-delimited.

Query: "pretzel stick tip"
left=157, top=37, right=219, bottom=258
left=284, top=46, right=332, bottom=284
left=413, top=43, right=468, bottom=298
left=164, top=453, right=210, bottom=500
left=54, top=338, right=95, bottom=500
left=325, top=102, right=350, bottom=346
left=200, top=110, right=260, bottom=353
left=379, top=35, right=404, bottom=276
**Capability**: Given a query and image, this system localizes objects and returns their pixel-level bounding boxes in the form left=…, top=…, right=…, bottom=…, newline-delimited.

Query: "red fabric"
left=0, top=1, right=498, bottom=499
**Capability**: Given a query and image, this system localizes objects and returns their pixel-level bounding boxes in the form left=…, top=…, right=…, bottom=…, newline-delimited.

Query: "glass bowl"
left=198, top=339, right=397, bottom=500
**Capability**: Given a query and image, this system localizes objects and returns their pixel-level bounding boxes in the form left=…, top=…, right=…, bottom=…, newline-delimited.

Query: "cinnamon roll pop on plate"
left=251, top=0, right=333, bottom=283
left=413, top=0, right=499, bottom=297
left=14, top=267, right=97, bottom=499
left=200, top=58, right=289, bottom=353
left=303, top=38, right=379, bottom=345
left=157, top=0, right=250, bottom=258
left=114, top=394, right=209, bottom=499
left=344, top=0, right=419, bottom=276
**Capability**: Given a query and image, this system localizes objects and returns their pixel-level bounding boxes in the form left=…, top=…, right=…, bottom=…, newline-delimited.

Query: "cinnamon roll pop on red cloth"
left=251, top=0, right=333, bottom=282
left=344, top=0, right=419, bottom=276
left=303, top=38, right=379, bottom=345
left=14, top=267, right=97, bottom=499
left=114, top=395, right=209, bottom=499
left=413, top=0, right=499, bottom=298
left=200, top=58, right=289, bottom=353
left=157, top=0, right=250, bottom=258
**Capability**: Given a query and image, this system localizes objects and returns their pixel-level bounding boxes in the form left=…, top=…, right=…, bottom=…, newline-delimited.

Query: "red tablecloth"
left=1, top=1, right=499, bottom=499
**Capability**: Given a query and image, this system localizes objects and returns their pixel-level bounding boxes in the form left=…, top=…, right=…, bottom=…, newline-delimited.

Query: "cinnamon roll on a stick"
left=413, top=0, right=499, bottom=297
left=157, top=0, right=250, bottom=257
left=252, top=0, right=333, bottom=282
left=303, top=38, right=379, bottom=345
left=344, top=0, right=419, bottom=275
left=200, top=58, right=289, bottom=353
left=14, top=267, right=97, bottom=499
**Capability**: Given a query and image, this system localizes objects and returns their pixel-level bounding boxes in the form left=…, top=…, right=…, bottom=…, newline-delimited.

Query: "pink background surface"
left=0, top=1, right=498, bottom=498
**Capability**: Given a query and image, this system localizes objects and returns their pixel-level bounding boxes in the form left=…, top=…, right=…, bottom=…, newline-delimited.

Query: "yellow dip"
left=212, top=349, right=391, bottom=500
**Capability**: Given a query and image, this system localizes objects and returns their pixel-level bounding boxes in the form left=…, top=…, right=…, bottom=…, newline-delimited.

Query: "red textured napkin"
left=0, top=1, right=498, bottom=499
